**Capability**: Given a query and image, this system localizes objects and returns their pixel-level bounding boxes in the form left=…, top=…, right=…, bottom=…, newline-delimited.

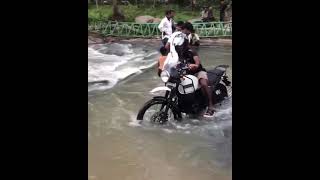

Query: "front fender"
left=150, top=86, right=171, bottom=94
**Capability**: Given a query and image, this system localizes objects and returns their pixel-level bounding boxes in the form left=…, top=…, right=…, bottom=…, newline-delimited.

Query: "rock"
left=88, top=33, right=105, bottom=44
left=152, top=18, right=161, bottom=23
left=188, top=18, right=202, bottom=23
left=135, top=15, right=155, bottom=23
left=146, top=19, right=154, bottom=23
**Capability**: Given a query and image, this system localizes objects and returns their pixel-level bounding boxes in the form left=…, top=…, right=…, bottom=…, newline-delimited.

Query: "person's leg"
left=197, top=71, right=215, bottom=116
left=158, top=69, right=162, bottom=77
left=199, top=78, right=214, bottom=109
left=220, top=13, right=224, bottom=21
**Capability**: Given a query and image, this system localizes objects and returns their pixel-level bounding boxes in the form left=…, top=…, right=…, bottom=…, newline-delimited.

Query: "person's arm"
left=194, top=34, right=200, bottom=46
left=204, top=11, right=208, bottom=18
left=165, top=42, right=170, bottom=50
left=158, top=18, right=165, bottom=32
left=201, top=11, right=204, bottom=18
left=188, top=34, right=192, bottom=43
left=195, top=34, right=200, bottom=41
left=189, top=55, right=200, bottom=71
left=171, top=19, right=176, bottom=32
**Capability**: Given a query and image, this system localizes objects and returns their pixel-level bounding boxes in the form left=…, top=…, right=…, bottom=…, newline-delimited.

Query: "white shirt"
left=167, top=31, right=186, bottom=47
left=158, top=16, right=174, bottom=39
left=188, top=33, right=200, bottom=44
left=166, top=31, right=187, bottom=57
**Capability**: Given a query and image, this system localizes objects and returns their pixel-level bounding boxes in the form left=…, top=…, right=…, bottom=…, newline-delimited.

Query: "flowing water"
left=88, top=41, right=232, bottom=180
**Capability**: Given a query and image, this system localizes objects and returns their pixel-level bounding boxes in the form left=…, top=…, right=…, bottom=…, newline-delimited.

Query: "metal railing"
left=88, top=20, right=232, bottom=38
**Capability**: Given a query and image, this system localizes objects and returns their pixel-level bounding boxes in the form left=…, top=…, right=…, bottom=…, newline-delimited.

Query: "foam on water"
left=128, top=97, right=232, bottom=139
left=88, top=43, right=158, bottom=92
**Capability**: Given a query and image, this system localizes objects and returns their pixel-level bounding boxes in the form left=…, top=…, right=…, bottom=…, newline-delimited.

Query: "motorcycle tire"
left=137, top=98, right=181, bottom=123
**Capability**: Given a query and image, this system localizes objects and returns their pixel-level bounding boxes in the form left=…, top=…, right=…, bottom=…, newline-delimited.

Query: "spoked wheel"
left=150, top=111, right=170, bottom=124
left=137, top=99, right=175, bottom=126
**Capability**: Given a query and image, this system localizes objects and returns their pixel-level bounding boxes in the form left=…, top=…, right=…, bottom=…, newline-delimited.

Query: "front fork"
left=160, top=90, right=171, bottom=112
left=160, top=88, right=181, bottom=120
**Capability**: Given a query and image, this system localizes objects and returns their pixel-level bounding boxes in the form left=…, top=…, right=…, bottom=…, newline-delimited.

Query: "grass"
left=88, top=4, right=220, bottom=22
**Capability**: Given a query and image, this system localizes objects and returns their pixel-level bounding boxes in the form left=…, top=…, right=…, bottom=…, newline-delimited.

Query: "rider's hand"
left=188, top=64, right=198, bottom=71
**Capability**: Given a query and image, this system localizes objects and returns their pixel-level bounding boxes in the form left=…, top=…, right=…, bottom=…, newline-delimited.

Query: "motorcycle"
left=136, top=62, right=231, bottom=124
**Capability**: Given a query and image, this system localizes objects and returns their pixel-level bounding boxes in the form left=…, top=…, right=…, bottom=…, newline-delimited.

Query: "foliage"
left=88, top=4, right=222, bottom=22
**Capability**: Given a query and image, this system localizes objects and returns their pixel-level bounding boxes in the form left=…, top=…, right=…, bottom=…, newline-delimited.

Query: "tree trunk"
left=95, top=0, right=98, bottom=8
left=191, top=0, right=195, bottom=12
left=112, top=0, right=125, bottom=21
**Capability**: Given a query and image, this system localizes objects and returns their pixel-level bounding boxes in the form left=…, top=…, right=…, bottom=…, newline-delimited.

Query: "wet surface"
left=88, top=42, right=232, bottom=180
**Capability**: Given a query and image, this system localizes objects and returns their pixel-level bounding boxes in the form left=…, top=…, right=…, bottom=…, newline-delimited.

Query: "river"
left=88, top=41, right=232, bottom=180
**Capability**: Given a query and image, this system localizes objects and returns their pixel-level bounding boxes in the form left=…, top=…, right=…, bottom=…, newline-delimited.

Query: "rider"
left=166, top=22, right=215, bottom=117
left=175, top=21, right=185, bottom=32
left=188, top=29, right=200, bottom=47
left=164, top=21, right=186, bottom=51
left=158, top=21, right=183, bottom=76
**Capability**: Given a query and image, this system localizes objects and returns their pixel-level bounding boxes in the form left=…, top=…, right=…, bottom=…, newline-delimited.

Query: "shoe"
left=203, top=108, right=215, bottom=118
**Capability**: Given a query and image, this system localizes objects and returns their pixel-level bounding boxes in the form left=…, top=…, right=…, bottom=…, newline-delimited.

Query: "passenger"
left=157, top=46, right=168, bottom=77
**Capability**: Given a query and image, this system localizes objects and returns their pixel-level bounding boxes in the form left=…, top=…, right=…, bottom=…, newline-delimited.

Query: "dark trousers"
left=220, top=13, right=225, bottom=21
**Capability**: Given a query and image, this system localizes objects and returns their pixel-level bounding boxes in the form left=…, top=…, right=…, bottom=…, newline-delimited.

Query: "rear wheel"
left=213, top=83, right=228, bottom=104
left=137, top=99, right=175, bottom=125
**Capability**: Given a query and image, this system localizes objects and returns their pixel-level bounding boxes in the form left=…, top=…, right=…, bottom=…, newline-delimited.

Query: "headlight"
left=160, top=70, right=170, bottom=83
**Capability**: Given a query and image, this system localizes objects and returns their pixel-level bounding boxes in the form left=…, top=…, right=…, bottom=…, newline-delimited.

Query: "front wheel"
left=137, top=98, right=177, bottom=125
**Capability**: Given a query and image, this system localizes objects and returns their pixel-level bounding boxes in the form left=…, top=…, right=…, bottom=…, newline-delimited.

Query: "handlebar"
left=180, top=66, right=189, bottom=71
left=176, top=63, right=189, bottom=75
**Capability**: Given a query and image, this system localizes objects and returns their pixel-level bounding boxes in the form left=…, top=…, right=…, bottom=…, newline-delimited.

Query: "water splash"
left=88, top=43, right=158, bottom=92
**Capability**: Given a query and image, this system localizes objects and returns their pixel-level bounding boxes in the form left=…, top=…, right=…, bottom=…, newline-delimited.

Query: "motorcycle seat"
left=206, top=67, right=226, bottom=86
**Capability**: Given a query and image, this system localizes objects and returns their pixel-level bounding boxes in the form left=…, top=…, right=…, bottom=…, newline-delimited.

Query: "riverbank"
left=88, top=32, right=232, bottom=46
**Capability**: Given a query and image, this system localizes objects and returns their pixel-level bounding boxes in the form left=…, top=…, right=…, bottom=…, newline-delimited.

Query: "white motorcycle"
left=137, top=63, right=231, bottom=124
